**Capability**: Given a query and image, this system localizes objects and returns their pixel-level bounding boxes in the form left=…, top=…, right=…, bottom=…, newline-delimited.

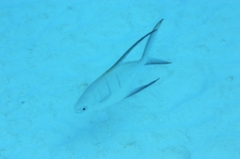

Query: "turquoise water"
left=0, top=1, right=239, bottom=158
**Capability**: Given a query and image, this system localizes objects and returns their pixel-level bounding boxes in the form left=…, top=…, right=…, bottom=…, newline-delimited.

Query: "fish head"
left=74, top=87, right=101, bottom=114
left=74, top=95, right=93, bottom=114
left=74, top=103, right=88, bottom=114
left=74, top=74, right=114, bottom=114
left=74, top=92, right=111, bottom=114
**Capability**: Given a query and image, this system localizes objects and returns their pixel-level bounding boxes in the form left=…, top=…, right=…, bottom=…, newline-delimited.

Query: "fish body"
left=74, top=19, right=171, bottom=114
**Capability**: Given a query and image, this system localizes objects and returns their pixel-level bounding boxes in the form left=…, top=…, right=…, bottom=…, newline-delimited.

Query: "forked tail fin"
left=141, top=19, right=171, bottom=65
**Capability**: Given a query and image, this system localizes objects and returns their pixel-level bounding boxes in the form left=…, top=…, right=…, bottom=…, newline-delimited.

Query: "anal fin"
left=125, top=78, right=160, bottom=98
left=145, top=57, right=171, bottom=65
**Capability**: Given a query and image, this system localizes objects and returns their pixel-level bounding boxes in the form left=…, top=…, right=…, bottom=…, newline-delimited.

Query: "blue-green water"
left=0, top=1, right=239, bottom=158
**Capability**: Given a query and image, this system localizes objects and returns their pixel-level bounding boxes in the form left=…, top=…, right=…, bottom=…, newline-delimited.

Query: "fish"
left=74, top=19, right=171, bottom=114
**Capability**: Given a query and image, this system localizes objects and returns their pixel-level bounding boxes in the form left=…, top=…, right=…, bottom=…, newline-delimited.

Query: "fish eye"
left=82, top=107, right=87, bottom=111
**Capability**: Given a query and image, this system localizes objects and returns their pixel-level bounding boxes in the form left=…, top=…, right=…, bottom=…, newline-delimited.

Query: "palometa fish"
left=74, top=19, right=171, bottom=114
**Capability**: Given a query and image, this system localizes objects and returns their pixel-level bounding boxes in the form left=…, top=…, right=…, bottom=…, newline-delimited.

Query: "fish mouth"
left=75, top=109, right=81, bottom=113
left=74, top=107, right=82, bottom=113
left=74, top=104, right=81, bottom=113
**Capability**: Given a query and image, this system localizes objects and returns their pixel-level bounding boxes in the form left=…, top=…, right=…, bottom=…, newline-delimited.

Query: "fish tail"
left=141, top=19, right=169, bottom=65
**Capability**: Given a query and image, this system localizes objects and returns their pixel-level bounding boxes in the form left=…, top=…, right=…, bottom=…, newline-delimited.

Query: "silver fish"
left=74, top=19, right=171, bottom=114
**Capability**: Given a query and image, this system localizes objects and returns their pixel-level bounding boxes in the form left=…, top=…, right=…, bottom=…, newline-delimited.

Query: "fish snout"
left=74, top=105, right=88, bottom=113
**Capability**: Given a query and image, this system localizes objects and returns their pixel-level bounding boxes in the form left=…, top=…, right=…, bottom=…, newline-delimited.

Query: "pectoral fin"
left=99, top=93, right=111, bottom=103
left=125, top=78, right=160, bottom=98
left=99, top=79, right=112, bottom=103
